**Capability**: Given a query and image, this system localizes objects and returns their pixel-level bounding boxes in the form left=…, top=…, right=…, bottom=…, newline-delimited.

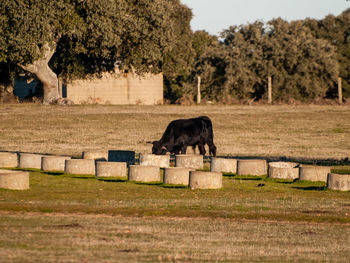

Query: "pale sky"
left=181, top=0, right=350, bottom=35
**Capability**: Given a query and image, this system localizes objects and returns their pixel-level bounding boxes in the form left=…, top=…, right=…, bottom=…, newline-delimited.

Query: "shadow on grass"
left=97, top=178, right=128, bottom=183
left=134, top=182, right=163, bottom=186
left=46, top=172, right=65, bottom=176
left=277, top=181, right=295, bottom=185
left=292, top=186, right=327, bottom=191
left=160, top=184, right=188, bottom=189
left=71, top=176, right=96, bottom=180
left=229, top=177, right=263, bottom=181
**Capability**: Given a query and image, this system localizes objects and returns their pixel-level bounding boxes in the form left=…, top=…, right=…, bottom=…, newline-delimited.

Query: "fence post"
left=338, top=77, right=343, bottom=104
left=268, top=76, right=272, bottom=104
left=197, top=76, right=201, bottom=104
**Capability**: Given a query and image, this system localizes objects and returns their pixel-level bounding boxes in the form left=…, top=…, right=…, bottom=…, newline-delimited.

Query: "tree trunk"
left=20, top=43, right=59, bottom=104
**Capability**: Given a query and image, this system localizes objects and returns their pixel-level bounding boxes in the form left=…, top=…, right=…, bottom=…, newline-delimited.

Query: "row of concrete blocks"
left=1, top=152, right=350, bottom=191
left=0, top=152, right=222, bottom=190
left=212, top=159, right=350, bottom=192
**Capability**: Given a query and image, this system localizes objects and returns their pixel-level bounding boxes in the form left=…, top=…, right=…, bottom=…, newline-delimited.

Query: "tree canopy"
left=0, top=0, right=192, bottom=103
left=0, top=1, right=348, bottom=104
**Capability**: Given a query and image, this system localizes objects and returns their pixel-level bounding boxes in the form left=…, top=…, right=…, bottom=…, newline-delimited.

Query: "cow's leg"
left=174, top=149, right=181, bottom=155
left=208, top=142, right=217, bottom=157
left=180, top=144, right=187, bottom=154
left=205, top=137, right=217, bottom=157
left=198, top=143, right=206, bottom=156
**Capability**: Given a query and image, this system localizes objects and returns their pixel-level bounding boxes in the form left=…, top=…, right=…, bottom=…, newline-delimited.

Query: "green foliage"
left=304, top=9, right=350, bottom=97
left=0, top=0, right=193, bottom=83
left=219, top=19, right=339, bottom=101
left=0, top=1, right=348, bottom=103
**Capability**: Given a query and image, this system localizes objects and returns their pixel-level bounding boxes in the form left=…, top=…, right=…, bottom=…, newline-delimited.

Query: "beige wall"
left=65, top=71, right=163, bottom=105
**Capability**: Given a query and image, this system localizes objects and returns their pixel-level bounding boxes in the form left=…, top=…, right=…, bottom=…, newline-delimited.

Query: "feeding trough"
left=299, top=166, right=331, bottom=182
left=0, top=152, right=18, bottom=168
left=175, top=155, right=203, bottom=170
left=0, top=169, right=29, bottom=190
left=210, top=158, right=237, bottom=173
left=18, top=153, right=44, bottom=169
left=41, top=156, right=71, bottom=172
left=95, top=161, right=127, bottom=178
left=189, top=171, right=222, bottom=189
left=108, top=150, right=135, bottom=165
left=327, top=173, right=350, bottom=191
left=268, top=162, right=299, bottom=180
left=237, top=159, right=267, bottom=176
left=64, top=159, right=95, bottom=175
left=139, top=154, right=170, bottom=168
left=128, top=165, right=160, bottom=183
left=163, top=167, right=192, bottom=185
left=82, top=151, right=108, bottom=161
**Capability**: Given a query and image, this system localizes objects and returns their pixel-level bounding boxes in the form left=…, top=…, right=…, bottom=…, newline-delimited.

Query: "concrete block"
left=82, top=151, right=108, bottom=161
left=65, top=159, right=95, bottom=175
left=189, top=171, right=222, bottom=189
left=237, top=159, right=267, bottom=176
left=210, top=158, right=237, bottom=173
left=163, top=167, right=192, bottom=185
left=299, top=166, right=331, bottom=182
left=327, top=173, right=350, bottom=191
left=128, top=165, right=160, bottom=183
left=139, top=154, right=170, bottom=168
left=19, top=153, right=44, bottom=169
left=0, top=152, right=18, bottom=168
left=268, top=162, right=299, bottom=180
left=95, top=161, right=127, bottom=178
left=175, top=155, right=203, bottom=169
left=41, top=156, right=71, bottom=172
left=0, top=169, right=29, bottom=190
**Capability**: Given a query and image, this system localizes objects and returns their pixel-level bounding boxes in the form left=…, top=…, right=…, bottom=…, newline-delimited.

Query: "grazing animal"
left=150, top=116, right=217, bottom=156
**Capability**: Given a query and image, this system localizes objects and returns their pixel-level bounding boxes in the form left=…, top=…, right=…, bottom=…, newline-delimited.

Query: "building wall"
left=65, top=71, right=163, bottom=105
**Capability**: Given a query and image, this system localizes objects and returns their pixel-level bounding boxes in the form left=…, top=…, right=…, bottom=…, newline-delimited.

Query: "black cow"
left=151, top=116, right=217, bottom=156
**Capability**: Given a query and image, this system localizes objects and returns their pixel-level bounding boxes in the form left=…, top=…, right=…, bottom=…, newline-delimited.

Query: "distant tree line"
left=0, top=1, right=349, bottom=104
left=167, top=9, right=350, bottom=103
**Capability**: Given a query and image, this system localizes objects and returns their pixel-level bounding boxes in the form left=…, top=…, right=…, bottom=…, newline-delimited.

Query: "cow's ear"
left=145, top=141, right=153, bottom=144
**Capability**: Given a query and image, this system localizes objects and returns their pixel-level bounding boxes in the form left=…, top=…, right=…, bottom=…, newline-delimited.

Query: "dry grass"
left=1, top=104, right=350, bottom=262
left=0, top=104, right=349, bottom=161
left=0, top=212, right=349, bottom=263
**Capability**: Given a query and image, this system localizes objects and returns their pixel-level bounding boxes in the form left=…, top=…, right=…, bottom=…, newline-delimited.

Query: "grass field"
left=0, top=104, right=350, bottom=262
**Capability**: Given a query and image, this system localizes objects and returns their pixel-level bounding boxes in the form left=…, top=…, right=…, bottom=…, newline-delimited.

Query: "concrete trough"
left=163, top=167, right=192, bottom=185
left=0, top=152, right=18, bottom=168
left=299, top=166, right=331, bottom=182
left=210, top=158, right=237, bottom=174
left=128, top=165, right=160, bottom=183
left=189, top=171, right=222, bottom=190
left=0, top=169, right=29, bottom=190
left=82, top=151, right=108, bottom=161
left=139, top=154, right=170, bottom=168
left=237, top=159, right=267, bottom=176
left=95, top=161, right=127, bottom=178
left=18, top=153, right=44, bottom=169
left=175, top=155, right=203, bottom=170
left=41, top=156, right=71, bottom=172
left=108, top=150, right=135, bottom=165
left=268, top=162, right=299, bottom=180
left=327, top=173, right=350, bottom=191
left=64, top=159, right=95, bottom=175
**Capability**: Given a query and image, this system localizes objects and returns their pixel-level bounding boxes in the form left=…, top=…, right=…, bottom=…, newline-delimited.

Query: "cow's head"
left=151, top=140, right=167, bottom=155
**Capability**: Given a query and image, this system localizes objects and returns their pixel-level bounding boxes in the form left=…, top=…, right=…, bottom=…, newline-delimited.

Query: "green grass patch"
left=0, top=169, right=349, bottom=223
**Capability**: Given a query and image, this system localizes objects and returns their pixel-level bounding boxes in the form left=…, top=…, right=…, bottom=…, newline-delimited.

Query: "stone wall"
left=64, top=71, right=163, bottom=105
